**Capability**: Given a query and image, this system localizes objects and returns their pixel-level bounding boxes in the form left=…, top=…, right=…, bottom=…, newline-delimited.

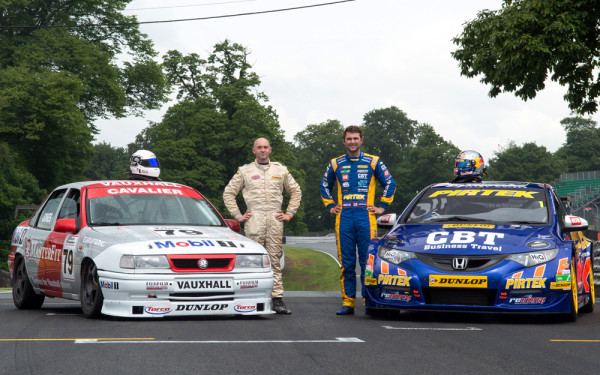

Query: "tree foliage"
left=0, top=0, right=169, bottom=189
left=85, top=142, right=129, bottom=181
left=135, top=41, right=306, bottom=234
left=555, top=116, right=600, bottom=172
left=452, top=0, right=600, bottom=114
left=489, top=141, right=564, bottom=182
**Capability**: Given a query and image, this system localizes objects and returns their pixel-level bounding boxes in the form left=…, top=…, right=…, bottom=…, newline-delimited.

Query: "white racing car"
left=8, top=180, right=274, bottom=318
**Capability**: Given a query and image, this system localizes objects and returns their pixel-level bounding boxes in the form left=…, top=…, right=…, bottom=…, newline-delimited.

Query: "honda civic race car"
left=365, top=182, right=595, bottom=321
left=8, top=180, right=274, bottom=318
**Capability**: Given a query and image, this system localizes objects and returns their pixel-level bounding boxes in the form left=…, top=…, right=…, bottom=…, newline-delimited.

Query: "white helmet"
left=130, top=150, right=160, bottom=178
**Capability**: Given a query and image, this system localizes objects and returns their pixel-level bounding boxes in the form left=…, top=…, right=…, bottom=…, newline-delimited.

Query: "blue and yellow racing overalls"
left=320, top=150, right=396, bottom=308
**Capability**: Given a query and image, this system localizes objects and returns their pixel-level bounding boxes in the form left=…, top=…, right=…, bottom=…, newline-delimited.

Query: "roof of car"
left=430, top=181, right=549, bottom=189
left=53, top=180, right=191, bottom=190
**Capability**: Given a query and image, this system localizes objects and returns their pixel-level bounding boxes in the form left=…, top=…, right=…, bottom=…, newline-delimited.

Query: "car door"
left=24, top=189, right=66, bottom=295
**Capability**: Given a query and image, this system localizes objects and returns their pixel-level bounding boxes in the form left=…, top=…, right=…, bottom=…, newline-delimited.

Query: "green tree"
left=293, top=119, right=346, bottom=232
left=489, top=141, right=564, bottom=182
left=452, top=0, right=600, bottom=114
left=555, top=116, right=600, bottom=172
left=0, top=0, right=169, bottom=189
left=85, top=142, right=129, bottom=181
left=135, top=41, right=306, bottom=234
left=0, top=142, right=46, bottom=271
left=400, top=125, right=460, bottom=209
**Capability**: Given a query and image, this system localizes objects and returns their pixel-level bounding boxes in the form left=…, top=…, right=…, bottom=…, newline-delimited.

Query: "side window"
left=58, top=189, right=81, bottom=220
left=33, top=189, right=67, bottom=230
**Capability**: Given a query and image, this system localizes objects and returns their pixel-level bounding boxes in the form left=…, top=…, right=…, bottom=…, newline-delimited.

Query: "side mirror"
left=377, top=213, right=397, bottom=229
left=563, top=215, right=588, bottom=232
left=54, top=218, right=77, bottom=233
left=225, top=219, right=241, bottom=233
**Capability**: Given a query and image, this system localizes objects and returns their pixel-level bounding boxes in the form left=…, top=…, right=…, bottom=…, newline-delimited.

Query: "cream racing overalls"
left=223, top=161, right=302, bottom=298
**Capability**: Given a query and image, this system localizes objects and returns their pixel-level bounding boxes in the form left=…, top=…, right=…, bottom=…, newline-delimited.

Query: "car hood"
left=381, top=224, right=558, bottom=255
left=80, top=225, right=265, bottom=254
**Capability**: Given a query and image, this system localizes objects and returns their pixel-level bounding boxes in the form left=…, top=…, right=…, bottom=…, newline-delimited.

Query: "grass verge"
left=282, top=247, right=339, bottom=291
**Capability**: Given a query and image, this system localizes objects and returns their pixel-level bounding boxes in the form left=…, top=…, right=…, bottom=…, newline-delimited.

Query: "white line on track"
left=383, top=326, right=482, bottom=331
left=75, top=337, right=364, bottom=344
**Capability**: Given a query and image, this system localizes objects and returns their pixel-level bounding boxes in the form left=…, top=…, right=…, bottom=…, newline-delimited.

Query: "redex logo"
left=145, top=306, right=172, bottom=315
left=429, top=275, right=487, bottom=288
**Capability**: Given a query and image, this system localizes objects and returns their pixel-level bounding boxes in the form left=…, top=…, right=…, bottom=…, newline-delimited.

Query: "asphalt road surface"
left=2, top=237, right=600, bottom=374
left=1, top=291, right=599, bottom=375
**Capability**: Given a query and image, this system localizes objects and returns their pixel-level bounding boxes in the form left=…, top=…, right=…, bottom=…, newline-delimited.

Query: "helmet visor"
left=140, top=158, right=160, bottom=168
left=455, top=160, right=470, bottom=169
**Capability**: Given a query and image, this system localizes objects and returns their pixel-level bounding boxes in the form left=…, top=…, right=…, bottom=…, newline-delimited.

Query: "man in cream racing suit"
left=223, top=138, right=302, bottom=314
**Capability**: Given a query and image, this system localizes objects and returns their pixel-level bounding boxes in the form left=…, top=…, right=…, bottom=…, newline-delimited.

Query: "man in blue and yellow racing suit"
left=320, top=125, right=396, bottom=315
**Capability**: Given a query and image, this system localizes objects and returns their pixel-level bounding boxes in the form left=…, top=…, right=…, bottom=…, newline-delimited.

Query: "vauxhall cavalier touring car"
left=365, top=182, right=594, bottom=321
left=8, top=180, right=274, bottom=318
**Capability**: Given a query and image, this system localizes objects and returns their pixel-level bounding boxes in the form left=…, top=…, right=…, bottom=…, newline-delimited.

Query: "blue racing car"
left=364, top=182, right=595, bottom=321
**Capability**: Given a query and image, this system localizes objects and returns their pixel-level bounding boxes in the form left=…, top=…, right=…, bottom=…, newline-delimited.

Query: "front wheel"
left=80, top=261, right=104, bottom=318
left=12, top=256, right=45, bottom=309
left=564, top=262, right=578, bottom=322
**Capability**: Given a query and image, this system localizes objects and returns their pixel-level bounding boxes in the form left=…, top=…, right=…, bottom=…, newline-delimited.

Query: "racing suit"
left=223, top=161, right=302, bottom=298
left=320, top=151, right=396, bottom=308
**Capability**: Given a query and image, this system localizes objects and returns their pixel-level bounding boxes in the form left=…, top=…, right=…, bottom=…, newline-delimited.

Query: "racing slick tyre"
left=564, top=262, right=578, bottom=322
left=12, top=256, right=45, bottom=309
left=80, top=260, right=104, bottom=318
left=580, top=261, right=595, bottom=313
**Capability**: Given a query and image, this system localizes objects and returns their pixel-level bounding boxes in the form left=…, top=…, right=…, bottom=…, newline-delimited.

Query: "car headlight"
left=507, top=248, right=558, bottom=267
left=120, top=255, right=170, bottom=269
left=377, top=246, right=416, bottom=265
left=235, top=254, right=271, bottom=268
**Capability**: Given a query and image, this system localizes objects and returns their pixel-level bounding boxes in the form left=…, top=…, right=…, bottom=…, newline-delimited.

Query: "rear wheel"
left=80, top=261, right=104, bottom=318
left=12, top=256, right=45, bottom=309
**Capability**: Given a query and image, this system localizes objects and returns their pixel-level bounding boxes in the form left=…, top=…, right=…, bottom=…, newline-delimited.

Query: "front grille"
left=423, top=287, right=496, bottom=306
left=167, top=254, right=235, bottom=272
left=416, top=253, right=507, bottom=272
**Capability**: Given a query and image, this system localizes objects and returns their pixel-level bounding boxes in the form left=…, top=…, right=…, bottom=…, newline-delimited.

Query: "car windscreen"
left=86, top=186, right=224, bottom=227
left=405, top=186, right=549, bottom=225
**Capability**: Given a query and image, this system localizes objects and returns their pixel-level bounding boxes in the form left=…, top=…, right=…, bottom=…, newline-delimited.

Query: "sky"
left=95, top=0, right=592, bottom=160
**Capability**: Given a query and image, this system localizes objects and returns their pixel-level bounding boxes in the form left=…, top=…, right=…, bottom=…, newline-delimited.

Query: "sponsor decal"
left=176, top=280, right=232, bottom=290
left=11, top=227, right=28, bottom=246
left=83, top=237, right=106, bottom=247
left=343, top=194, right=366, bottom=200
left=381, top=291, right=412, bottom=302
left=251, top=175, right=261, bottom=180
left=429, top=275, right=487, bottom=288
left=154, top=240, right=215, bottom=249
left=508, top=296, right=546, bottom=305
left=342, top=182, right=349, bottom=188
left=442, top=224, right=495, bottom=229
left=425, top=231, right=504, bottom=251
left=145, top=306, right=173, bottom=315
left=342, top=174, right=349, bottom=181
left=526, top=241, right=550, bottom=249
left=505, top=278, right=546, bottom=289
left=239, top=280, right=259, bottom=289
left=357, top=169, right=369, bottom=173
left=429, top=189, right=538, bottom=198
left=378, top=274, right=412, bottom=287
left=569, top=216, right=582, bottom=225
left=100, top=281, right=119, bottom=290
left=234, top=304, right=257, bottom=313
left=271, top=176, right=282, bottom=180
left=555, top=274, right=571, bottom=282
left=365, top=277, right=377, bottom=285
left=106, top=187, right=184, bottom=195
left=146, top=281, right=170, bottom=290
left=357, top=173, right=367, bottom=179
left=358, top=165, right=369, bottom=168
left=384, top=170, right=390, bottom=177
left=175, top=304, right=228, bottom=311
left=550, top=281, right=571, bottom=290
left=100, top=181, right=183, bottom=187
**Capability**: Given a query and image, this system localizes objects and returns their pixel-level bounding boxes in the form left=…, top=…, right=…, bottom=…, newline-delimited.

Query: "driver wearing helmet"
left=129, top=150, right=161, bottom=181
left=452, top=150, right=486, bottom=183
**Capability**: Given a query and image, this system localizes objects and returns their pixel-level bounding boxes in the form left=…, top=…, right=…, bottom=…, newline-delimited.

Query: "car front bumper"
left=97, top=270, right=274, bottom=317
